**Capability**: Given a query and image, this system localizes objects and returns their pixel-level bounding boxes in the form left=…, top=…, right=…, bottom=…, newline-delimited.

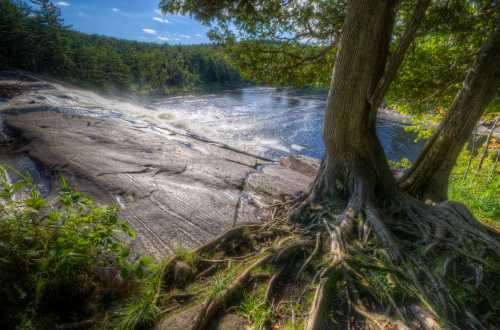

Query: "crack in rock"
left=231, top=165, right=262, bottom=227
left=96, top=167, right=152, bottom=177
left=152, top=165, right=188, bottom=177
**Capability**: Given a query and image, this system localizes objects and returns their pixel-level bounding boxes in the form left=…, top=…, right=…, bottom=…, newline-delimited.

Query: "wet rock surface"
left=0, top=71, right=316, bottom=258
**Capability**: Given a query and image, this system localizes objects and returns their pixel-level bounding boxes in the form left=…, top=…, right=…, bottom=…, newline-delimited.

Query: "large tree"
left=158, top=1, right=500, bottom=329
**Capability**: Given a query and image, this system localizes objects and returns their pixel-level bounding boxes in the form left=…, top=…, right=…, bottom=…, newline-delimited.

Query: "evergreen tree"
left=0, top=0, right=243, bottom=94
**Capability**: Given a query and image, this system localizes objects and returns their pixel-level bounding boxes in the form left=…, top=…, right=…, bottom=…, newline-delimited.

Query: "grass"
left=448, top=147, right=499, bottom=227
left=238, top=285, right=271, bottom=330
left=113, top=296, right=160, bottom=330
left=208, top=268, right=236, bottom=298
left=112, top=259, right=167, bottom=330
left=390, top=147, right=499, bottom=227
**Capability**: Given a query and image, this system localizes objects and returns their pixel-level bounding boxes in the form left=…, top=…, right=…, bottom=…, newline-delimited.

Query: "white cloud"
left=142, top=28, right=157, bottom=35
left=111, top=8, right=120, bottom=12
left=158, top=36, right=169, bottom=41
left=195, top=34, right=203, bottom=37
left=153, top=17, right=170, bottom=24
left=154, top=9, right=162, bottom=15
left=57, top=1, right=70, bottom=6
left=178, top=34, right=191, bottom=39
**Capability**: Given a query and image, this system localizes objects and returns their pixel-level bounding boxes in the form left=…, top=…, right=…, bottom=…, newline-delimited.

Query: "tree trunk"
left=297, top=0, right=398, bottom=218
left=400, top=21, right=500, bottom=201
left=369, top=0, right=431, bottom=121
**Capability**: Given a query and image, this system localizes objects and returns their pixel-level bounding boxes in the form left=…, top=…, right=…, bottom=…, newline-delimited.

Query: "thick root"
left=191, top=239, right=305, bottom=330
left=305, top=262, right=340, bottom=330
left=153, top=189, right=500, bottom=330
left=194, top=224, right=263, bottom=255
left=296, top=232, right=322, bottom=280
left=264, top=265, right=285, bottom=305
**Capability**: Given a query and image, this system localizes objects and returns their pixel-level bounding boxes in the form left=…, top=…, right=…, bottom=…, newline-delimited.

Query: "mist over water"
left=152, top=87, right=425, bottom=161
left=0, top=86, right=425, bottom=196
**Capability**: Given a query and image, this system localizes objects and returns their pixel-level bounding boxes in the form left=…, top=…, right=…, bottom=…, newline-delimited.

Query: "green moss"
left=251, top=264, right=275, bottom=276
left=174, top=246, right=200, bottom=268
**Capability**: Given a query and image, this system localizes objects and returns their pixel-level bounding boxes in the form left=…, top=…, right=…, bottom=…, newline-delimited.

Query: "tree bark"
left=302, top=0, right=398, bottom=213
left=369, top=0, right=431, bottom=121
left=400, top=21, right=500, bottom=201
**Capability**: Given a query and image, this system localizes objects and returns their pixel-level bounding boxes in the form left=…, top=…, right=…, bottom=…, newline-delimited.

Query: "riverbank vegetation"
left=0, top=144, right=496, bottom=329
left=0, top=0, right=242, bottom=95
left=0, top=170, right=156, bottom=329
left=1, top=0, right=499, bottom=329
left=449, top=146, right=499, bottom=227
left=392, top=147, right=499, bottom=227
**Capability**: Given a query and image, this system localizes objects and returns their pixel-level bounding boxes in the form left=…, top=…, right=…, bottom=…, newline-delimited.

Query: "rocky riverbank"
left=0, top=71, right=318, bottom=259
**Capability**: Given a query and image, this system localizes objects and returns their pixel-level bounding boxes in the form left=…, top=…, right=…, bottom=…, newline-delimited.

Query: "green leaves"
left=1, top=0, right=243, bottom=96
left=25, top=189, right=47, bottom=210
left=0, top=168, right=138, bottom=327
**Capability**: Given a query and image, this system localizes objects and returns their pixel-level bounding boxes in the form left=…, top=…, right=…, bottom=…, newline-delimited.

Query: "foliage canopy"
left=161, top=0, right=499, bottom=114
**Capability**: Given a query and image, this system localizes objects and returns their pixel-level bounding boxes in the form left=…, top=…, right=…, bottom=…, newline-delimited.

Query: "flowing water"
left=0, top=86, right=425, bottom=196
left=152, top=87, right=425, bottom=161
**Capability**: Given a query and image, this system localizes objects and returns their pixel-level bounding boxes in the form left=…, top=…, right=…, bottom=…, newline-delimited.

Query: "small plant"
left=174, top=246, right=200, bottom=268
left=0, top=166, right=139, bottom=328
left=112, top=258, right=165, bottom=330
left=389, top=157, right=412, bottom=171
left=238, top=287, right=271, bottom=330
left=208, top=268, right=235, bottom=298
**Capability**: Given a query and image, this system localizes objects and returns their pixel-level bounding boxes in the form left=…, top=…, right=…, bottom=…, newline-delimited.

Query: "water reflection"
left=153, top=87, right=425, bottom=161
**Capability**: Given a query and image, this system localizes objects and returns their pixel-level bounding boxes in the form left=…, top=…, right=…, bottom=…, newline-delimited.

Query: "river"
left=0, top=84, right=425, bottom=199
left=152, top=87, right=424, bottom=161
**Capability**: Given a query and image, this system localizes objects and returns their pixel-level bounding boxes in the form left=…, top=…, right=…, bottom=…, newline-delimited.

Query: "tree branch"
left=367, top=0, right=398, bottom=128
left=399, top=18, right=500, bottom=201
left=369, top=0, right=431, bottom=114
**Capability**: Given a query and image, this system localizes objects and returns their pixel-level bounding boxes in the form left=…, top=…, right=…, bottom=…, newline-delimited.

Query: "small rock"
left=279, top=155, right=319, bottom=177
left=213, top=314, right=248, bottom=330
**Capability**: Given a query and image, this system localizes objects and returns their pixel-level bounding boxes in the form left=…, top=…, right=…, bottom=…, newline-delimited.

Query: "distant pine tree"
left=0, top=0, right=243, bottom=93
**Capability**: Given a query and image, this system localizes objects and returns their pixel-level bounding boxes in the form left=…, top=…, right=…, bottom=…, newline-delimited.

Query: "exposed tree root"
left=192, top=239, right=304, bottom=330
left=194, top=224, right=263, bottom=255
left=305, top=261, right=341, bottom=330
left=296, top=232, right=321, bottom=280
left=264, top=265, right=285, bottom=305
left=149, top=187, right=499, bottom=330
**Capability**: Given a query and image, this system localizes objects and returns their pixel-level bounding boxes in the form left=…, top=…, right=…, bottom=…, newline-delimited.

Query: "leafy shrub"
left=0, top=167, right=142, bottom=328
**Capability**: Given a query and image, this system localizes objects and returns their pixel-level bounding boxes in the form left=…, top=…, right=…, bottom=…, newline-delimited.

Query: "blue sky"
left=54, top=0, right=210, bottom=44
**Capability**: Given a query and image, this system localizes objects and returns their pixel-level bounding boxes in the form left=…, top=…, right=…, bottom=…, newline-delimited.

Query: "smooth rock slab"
left=0, top=72, right=317, bottom=258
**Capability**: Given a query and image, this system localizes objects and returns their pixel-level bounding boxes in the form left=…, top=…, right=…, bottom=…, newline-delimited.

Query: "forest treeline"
left=0, top=0, right=243, bottom=94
